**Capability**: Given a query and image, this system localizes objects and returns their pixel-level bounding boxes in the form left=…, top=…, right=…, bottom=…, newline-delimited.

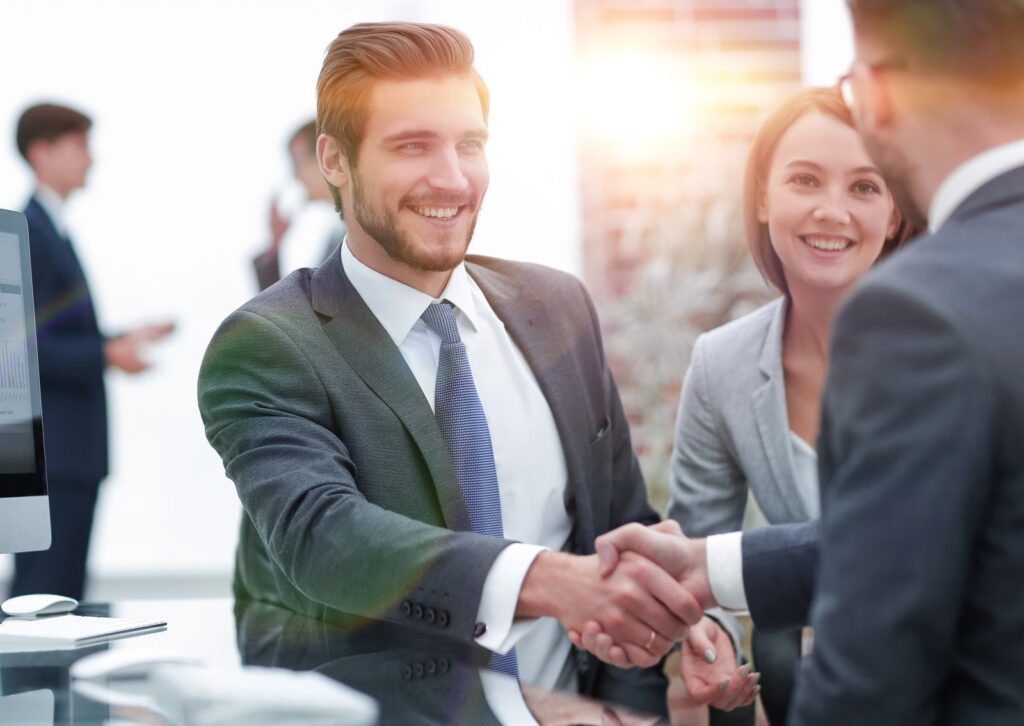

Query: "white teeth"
left=802, top=235, right=852, bottom=252
left=413, top=206, right=459, bottom=219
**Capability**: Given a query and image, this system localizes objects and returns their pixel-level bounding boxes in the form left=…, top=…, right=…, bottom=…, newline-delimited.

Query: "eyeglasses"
left=837, top=58, right=909, bottom=111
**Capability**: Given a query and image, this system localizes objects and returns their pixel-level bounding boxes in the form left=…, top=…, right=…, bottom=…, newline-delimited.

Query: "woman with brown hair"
left=667, top=86, right=915, bottom=722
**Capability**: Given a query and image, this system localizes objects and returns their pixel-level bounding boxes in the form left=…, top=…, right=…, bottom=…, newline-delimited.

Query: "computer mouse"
left=1, top=593, right=79, bottom=617
left=70, top=648, right=202, bottom=681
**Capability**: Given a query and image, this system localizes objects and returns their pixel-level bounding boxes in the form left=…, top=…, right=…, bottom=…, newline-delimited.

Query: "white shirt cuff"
left=475, top=543, right=547, bottom=654
left=706, top=532, right=748, bottom=611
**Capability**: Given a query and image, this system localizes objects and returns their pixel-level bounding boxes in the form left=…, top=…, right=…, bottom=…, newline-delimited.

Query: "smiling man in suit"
left=12, top=103, right=173, bottom=600
left=198, top=22, right=703, bottom=713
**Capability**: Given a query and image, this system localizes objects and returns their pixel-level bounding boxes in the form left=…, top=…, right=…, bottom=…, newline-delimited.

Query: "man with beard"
left=198, top=22, right=710, bottom=715
left=578, top=0, right=1024, bottom=723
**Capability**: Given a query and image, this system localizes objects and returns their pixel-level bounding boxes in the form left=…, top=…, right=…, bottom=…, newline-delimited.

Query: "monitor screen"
left=0, top=221, right=47, bottom=497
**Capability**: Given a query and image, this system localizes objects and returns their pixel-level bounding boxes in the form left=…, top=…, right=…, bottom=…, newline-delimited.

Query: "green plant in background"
left=596, top=141, right=776, bottom=513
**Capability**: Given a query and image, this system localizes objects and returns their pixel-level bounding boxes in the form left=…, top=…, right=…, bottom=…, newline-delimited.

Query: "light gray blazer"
left=668, top=296, right=817, bottom=536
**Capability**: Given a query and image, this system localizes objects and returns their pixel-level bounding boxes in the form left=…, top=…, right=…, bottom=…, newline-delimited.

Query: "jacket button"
left=427, top=660, right=437, bottom=675
left=438, top=611, right=450, bottom=628
left=438, top=657, right=450, bottom=673
left=425, top=607, right=436, bottom=623
left=575, top=649, right=591, bottom=673
left=401, top=600, right=412, bottom=617
left=413, top=604, right=424, bottom=619
left=414, top=662, right=425, bottom=679
left=402, top=664, right=413, bottom=681
left=473, top=622, right=487, bottom=638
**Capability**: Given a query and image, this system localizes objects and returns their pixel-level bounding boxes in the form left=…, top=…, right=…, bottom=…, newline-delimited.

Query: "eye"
left=458, top=139, right=485, bottom=153
left=397, top=142, right=426, bottom=152
left=852, top=180, right=882, bottom=195
left=789, top=173, right=818, bottom=188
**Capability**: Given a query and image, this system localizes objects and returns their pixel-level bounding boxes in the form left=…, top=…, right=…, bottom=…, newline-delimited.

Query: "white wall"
left=0, top=0, right=579, bottom=584
left=800, top=0, right=855, bottom=85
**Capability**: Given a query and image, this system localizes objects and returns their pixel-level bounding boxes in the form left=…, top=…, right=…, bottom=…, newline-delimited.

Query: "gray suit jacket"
left=739, top=165, right=1024, bottom=725
left=198, top=250, right=663, bottom=708
left=668, top=297, right=813, bottom=650
left=668, top=296, right=815, bottom=534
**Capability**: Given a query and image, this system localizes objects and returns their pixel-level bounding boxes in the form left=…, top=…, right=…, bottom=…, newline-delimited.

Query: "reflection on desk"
left=0, top=599, right=665, bottom=725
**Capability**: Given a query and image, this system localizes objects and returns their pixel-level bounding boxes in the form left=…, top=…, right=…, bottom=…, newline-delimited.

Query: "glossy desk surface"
left=0, top=599, right=666, bottom=725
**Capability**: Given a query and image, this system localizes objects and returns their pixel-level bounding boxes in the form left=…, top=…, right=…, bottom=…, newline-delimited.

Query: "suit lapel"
left=467, top=261, right=595, bottom=547
left=310, top=253, right=470, bottom=532
left=751, top=298, right=805, bottom=521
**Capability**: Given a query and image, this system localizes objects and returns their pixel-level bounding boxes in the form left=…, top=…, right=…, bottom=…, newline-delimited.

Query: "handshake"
left=517, top=521, right=758, bottom=711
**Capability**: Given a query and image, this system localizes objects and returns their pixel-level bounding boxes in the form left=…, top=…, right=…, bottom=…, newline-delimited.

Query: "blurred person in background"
left=667, top=86, right=914, bottom=723
left=252, top=120, right=345, bottom=291
left=10, top=102, right=174, bottom=600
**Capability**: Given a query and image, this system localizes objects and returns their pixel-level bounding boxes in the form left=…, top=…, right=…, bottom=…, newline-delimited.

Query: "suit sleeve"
left=29, top=234, right=106, bottom=387
left=198, top=309, right=510, bottom=643
left=742, top=521, right=819, bottom=631
left=791, top=280, right=994, bottom=725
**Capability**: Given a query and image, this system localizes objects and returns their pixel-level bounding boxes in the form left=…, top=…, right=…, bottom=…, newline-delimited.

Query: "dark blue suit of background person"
left=11, top=195, right=107, bottom=600
left=10, top=103, right=173, bottom=600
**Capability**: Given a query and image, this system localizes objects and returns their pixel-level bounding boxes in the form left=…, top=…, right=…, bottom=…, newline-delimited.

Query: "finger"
left=621, top=642, right=659, bottom=669
left=597, top=524, right=684, bottom=580
left=686, top=621, right=718, bottom=665
left=710, top=664, right=751, bottom=711
left=682, top=672, right=729, bottom=706
left=651, top=519, right=683, bottom=536
left=596, top=524, right=637, bottom=577
left=568, top=629, right=582, bottom=647
left=581, top=629, right=631, bottom=669
left=628, top=557, right=703, bottom=632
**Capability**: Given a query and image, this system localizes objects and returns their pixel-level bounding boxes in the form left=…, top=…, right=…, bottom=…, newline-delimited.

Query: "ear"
left=852, top=61, right=896, bottom=135
left=317, top=134, right=350, bottom=191
left=756, top=192, right=769, bottom=224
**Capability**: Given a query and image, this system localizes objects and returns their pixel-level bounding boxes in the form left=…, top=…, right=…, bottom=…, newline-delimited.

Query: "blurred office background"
left=0, top=0, right=852, bottom=599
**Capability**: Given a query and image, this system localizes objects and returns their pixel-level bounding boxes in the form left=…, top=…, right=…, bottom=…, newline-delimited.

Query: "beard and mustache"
left=349, top=169, right=481, bottom=273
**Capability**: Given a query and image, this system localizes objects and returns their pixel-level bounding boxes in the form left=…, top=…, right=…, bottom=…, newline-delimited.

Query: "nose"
left=426, top=145, right=469, bottom=192
left=812, top=195, right=851, bottom=225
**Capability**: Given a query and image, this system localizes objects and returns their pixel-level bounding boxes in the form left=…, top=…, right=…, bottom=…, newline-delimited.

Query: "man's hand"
left=596, top=521, right=715, bottom=610
left=517, top=550, right=703, bottom=668
left=105, top=321, right=176, bottom=374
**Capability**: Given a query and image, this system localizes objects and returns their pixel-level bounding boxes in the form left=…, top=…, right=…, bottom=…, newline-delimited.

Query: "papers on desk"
left=0, top=614, right=166, bottom=652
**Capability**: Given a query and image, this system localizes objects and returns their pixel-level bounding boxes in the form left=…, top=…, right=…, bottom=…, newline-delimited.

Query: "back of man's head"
left=315, top=22, right=489, bottom=210
left=16, top=103, right=92, bottom=162
left=848, top=0, right=1024, bottom=87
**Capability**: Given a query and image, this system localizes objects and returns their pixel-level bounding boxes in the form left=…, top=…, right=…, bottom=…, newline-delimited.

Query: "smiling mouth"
left=411, top=205, right=464, bottom=220
left=799, top=234, right=854, bottom=252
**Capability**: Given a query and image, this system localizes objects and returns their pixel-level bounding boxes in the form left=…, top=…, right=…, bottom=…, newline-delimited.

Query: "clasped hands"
left=524, top=521, right=758, bottom=711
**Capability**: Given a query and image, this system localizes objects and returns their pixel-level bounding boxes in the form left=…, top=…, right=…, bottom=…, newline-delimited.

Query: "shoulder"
left=695, top=297, right=783, bottom=367
left=466, top=254, right=586, bottom=298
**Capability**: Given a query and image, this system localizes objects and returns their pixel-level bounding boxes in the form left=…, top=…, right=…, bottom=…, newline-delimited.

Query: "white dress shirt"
left=341, top=242, right=574, bottom=690
left=706, top=136, right=1024, bottom=612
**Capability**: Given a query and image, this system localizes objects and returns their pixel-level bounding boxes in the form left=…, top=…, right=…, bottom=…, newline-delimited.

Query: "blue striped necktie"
left=420, top=301, right=519, bottom=678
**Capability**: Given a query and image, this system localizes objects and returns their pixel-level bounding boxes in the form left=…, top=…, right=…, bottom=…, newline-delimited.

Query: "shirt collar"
left=929, top=138, right=1024, bottom=233
left=340, top=239, right=480, bottom=347
left=34, top=184, right=67, bottom=237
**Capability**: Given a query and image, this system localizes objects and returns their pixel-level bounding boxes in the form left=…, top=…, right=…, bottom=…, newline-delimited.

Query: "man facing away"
left=12, top=103, right=174, bottom=600
left=198, top=22, right=707, bottom=715
left=585, top=1, right=1024, bottom=723
left=253, top=120, right=346, bottom=291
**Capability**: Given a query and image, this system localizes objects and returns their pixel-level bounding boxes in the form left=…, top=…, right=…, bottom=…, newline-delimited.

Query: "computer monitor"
left=0, top=208, right=50, bottom=554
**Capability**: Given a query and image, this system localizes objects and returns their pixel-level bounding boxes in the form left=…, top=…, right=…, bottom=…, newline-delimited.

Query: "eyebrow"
left=785, top=159, right=883, bottom=176
left=381, top=129, right=489, bottom=144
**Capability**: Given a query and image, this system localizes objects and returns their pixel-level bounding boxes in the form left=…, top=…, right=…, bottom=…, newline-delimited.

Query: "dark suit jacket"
left=23, top=197, right=107, bottom=485
left=738, top=165, right=1024, bottom=725
left=198, top=250, right=664, bottom=709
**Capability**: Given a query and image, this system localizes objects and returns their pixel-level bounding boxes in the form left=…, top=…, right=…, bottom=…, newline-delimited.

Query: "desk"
left=0, top=599, right=666, bottom=725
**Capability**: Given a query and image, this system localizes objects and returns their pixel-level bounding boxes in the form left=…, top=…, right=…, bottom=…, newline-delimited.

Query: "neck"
left=784, top=282, right=844, bottom=360
left=346, top=230, right=452, bottom=298
left=36, top=178, right=70, bottom=201
left=904, top=96, right=1024, bottom=216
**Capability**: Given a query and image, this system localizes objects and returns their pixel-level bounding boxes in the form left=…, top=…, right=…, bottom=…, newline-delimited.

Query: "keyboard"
left=0, top=614, right=167, bottom=650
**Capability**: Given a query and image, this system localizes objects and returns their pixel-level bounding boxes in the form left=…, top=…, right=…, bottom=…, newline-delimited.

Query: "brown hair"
left=16, top=103, right=92, bottom=161
left=743, top=86, right=914, bottom=295
left=316, top=22, right=489, bottom=211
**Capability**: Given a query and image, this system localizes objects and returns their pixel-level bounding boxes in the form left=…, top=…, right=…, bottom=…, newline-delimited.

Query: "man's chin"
left=382, top=236, right=471, bottom=273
